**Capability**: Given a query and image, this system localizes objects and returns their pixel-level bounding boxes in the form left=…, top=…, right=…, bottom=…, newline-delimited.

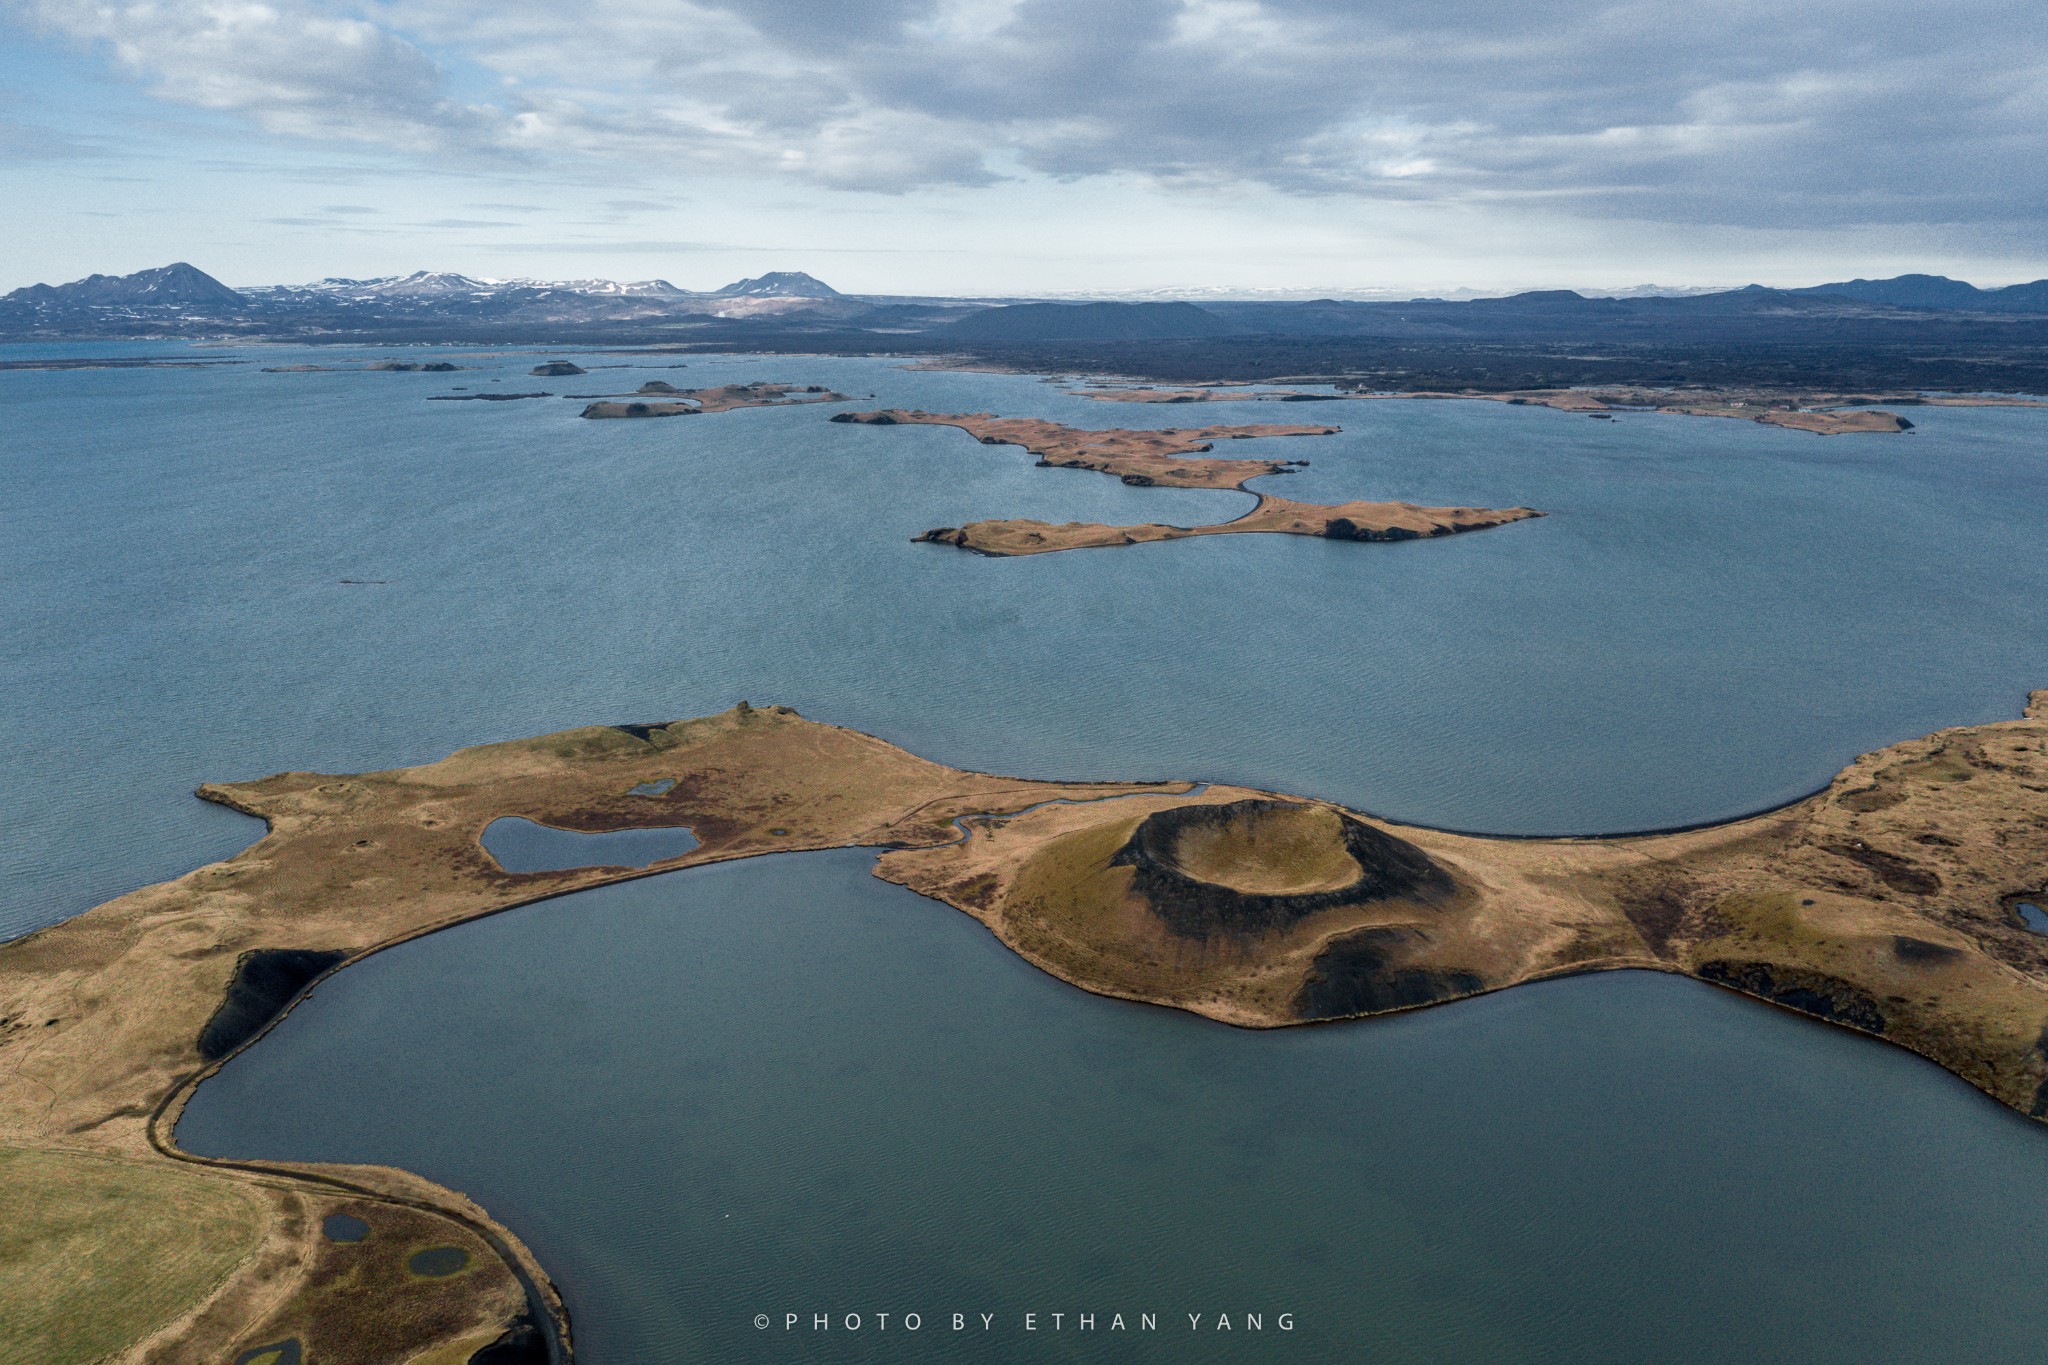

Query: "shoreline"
left=832, top=409, right=1540, bottom=555
left=6, top=696, right=2048, bottom=1359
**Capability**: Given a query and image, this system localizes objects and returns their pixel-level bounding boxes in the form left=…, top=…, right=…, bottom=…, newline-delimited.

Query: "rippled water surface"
left=8, top=343, right=2047, bottom=934
left=179, top=851, right=2048, bottom=1365
left=10, top=342, right=2048, bottom=1361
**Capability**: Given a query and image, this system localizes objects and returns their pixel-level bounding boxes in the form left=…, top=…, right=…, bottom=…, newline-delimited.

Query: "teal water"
left=6, top=344, right=2047, bottom=936
left=9, top=342, right=2048, bottom=1360
left=178, top=850, right=2048, bottom=1364
left=482, top=816, right=700, bottom=873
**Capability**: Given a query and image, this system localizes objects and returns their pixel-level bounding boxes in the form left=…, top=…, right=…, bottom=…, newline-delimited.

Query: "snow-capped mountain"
left=714, top=271, right=841, bottom=299
left=274, top=273, right=696, bottom=301
left=4, top=262, right=248, bottom=311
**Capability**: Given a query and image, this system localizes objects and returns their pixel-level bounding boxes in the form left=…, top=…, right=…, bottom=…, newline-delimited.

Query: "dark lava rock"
left=1295, top=925, right=1483, bottom=1020
left=1325, top=518, right=1423, bottom=542
left=1697, top=959, right=1886, bottom=1033
left=1112, top=799, right=1453, bottom=941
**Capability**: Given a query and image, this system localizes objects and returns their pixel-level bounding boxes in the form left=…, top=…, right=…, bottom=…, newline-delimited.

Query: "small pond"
left=480, top=817, right=699, bottom=873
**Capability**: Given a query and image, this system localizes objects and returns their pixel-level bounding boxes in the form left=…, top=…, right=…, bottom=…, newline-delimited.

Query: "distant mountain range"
left=1786, top=273, right=2048, bottom=311
left=3, top=262, right=250, bottom=312
left=941, top=300, right=1228, bottom=340
left=4, top=262, right=2047, bottom=347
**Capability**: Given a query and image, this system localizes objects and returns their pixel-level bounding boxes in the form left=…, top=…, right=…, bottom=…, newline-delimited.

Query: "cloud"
left=13, top=0, right=2048, bottom=232
left=12, top=0, right=505, bottom=152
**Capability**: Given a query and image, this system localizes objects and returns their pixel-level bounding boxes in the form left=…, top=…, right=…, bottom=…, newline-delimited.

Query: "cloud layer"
left=14, top=0, right=2048, bottom=231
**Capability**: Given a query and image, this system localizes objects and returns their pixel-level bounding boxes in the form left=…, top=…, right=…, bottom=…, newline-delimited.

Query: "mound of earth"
left=1112, top=798, right=1454, bottom=940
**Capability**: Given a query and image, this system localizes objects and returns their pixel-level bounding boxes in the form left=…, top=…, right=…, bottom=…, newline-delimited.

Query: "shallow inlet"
left=179, top=850, right=2048, bottom=1365
left=480, top=817, right=698, bottom=873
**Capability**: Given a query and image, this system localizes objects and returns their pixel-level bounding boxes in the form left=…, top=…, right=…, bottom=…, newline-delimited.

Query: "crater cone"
left=1113, top=798, right=1454, bottom=940
left=1165, top=802, right=1362, bottom=895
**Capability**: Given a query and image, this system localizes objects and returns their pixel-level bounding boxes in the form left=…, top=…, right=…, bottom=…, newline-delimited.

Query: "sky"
left=3, top=0, right=2045, bottom=296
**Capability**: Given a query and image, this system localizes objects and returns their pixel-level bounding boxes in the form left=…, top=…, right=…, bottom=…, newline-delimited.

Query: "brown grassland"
left=4, top=693, right=2047, bottom=1357
left=831, top=408, right=1540, bottom=555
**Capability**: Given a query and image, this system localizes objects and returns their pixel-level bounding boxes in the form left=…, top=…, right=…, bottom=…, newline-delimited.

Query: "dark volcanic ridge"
left=10, top=262, right=2048, bottom=394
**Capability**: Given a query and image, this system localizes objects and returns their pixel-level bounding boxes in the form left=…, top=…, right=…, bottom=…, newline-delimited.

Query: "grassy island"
left=579, top=382, right=847, bottom=417
left=832, top=409, right=1540, bottom=555
left=5, top=695, right=2047, bottom=1358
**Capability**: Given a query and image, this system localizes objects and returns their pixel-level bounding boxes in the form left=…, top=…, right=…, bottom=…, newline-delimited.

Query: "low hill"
left=943, top=301, right=1231, bottom=341
left=1794, top=274, right=2048, bottom=312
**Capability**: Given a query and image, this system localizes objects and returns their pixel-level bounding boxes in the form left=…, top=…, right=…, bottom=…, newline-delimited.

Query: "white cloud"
left=11, top=0, right=2048, bottom=232
left=13, top=0, right=508, bottom=151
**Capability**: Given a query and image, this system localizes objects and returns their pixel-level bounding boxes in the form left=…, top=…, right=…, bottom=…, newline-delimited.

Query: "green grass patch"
left=0, top=1147, right=264, bottom=1365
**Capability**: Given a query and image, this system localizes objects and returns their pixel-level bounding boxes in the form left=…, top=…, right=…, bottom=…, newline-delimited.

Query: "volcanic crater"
left=1111, top=798, right=1455, bottom=940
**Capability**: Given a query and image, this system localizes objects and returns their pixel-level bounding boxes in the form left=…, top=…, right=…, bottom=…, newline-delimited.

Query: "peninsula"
left=5, top=695, right=2048, bottom=1360
left=832, top=409, right=1540, bottom=555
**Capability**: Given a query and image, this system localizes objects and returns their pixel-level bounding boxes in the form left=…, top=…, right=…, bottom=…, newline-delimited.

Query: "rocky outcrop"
left=580, top=401, right=696, bottom=419
left=427, top=392, right=551, bottom=402
left=1695, top=959, right=1887, bottom=1033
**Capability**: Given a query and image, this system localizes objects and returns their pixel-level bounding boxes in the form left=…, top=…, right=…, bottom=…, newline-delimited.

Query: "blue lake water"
left=178, top=850, right=2048, bottom=1365
left=8, top=342, right=2048, bottom=1360
left=7, top=344, right=2048, bottom=936
left=482, top=816, right=700, bottom=873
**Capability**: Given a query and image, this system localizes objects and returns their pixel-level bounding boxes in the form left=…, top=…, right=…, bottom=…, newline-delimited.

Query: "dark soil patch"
left=198, top=948, right=349, bottom=1060
left=1822, top=840, right=1942, bottom=895
left=1294, top=925, right=1483, bottom=1020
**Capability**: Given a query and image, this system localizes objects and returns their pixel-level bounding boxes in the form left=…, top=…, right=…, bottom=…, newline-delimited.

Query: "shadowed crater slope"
left=1294, top=925, right=1485, bottom=1021
left=1112, top=799, right=1454, bottom=940
left=197, top=947, right=349, bottom=1061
